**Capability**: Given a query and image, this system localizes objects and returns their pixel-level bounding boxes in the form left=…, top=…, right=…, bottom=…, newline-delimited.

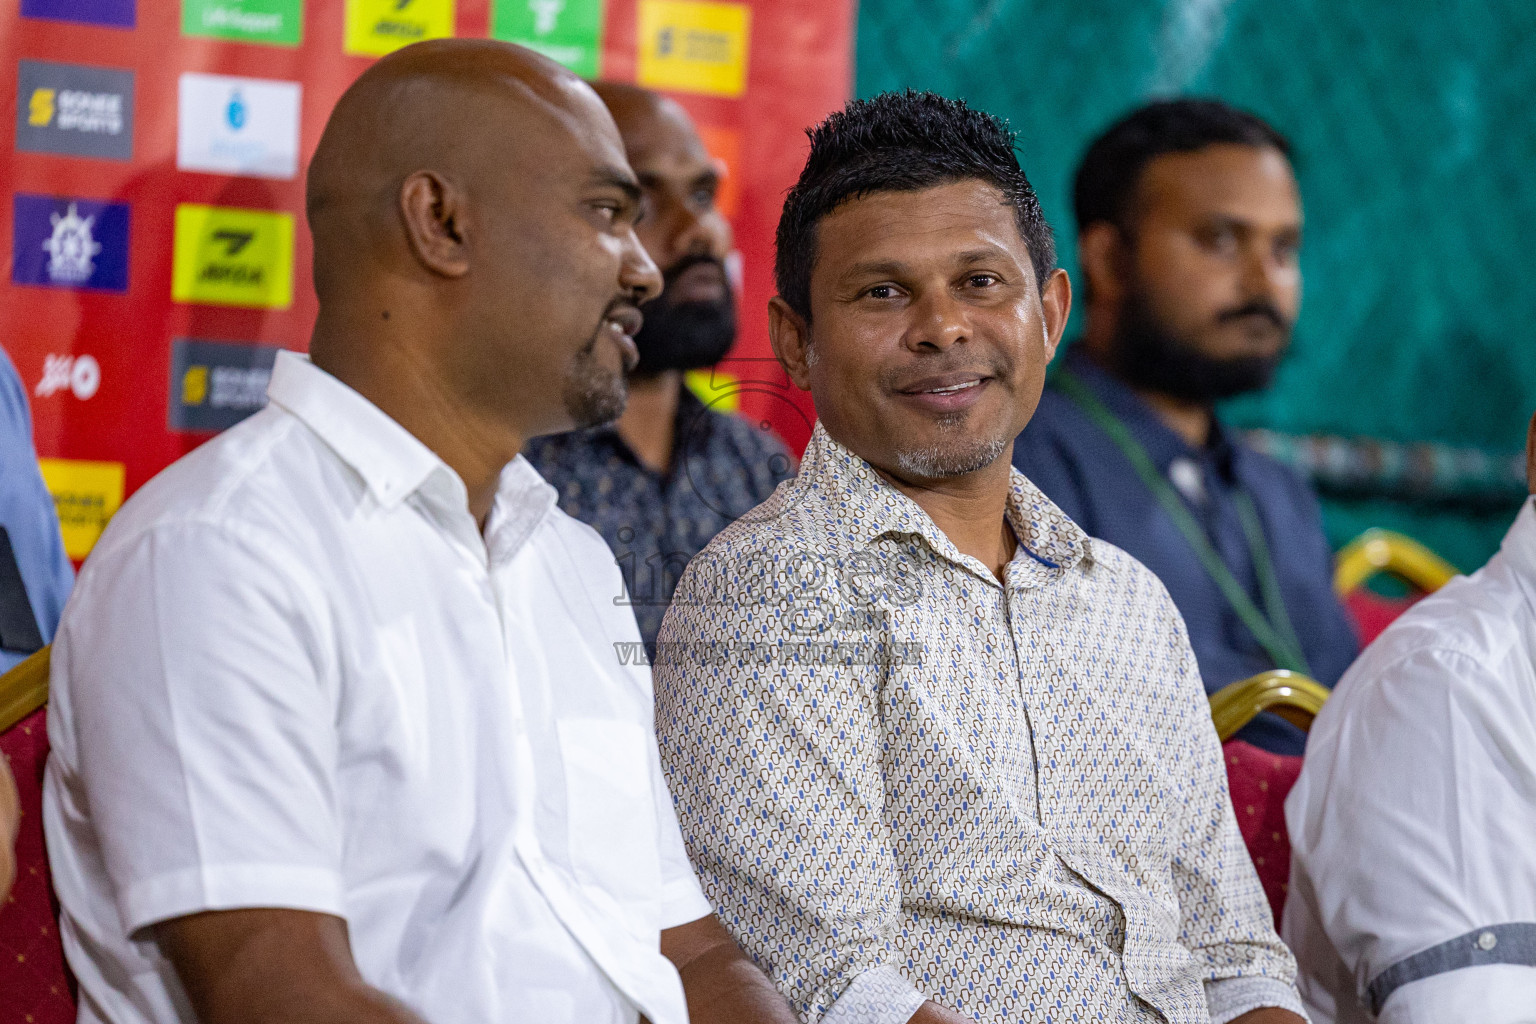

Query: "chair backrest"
left=1209, top=670, right=1330, bottom=928
left=0, top=646, right=77, bottom=1024
left=1334, top=528, right=1459, bottom=643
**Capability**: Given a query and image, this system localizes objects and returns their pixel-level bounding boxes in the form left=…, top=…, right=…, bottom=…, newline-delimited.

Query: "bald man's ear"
left=768, top=297, right=813, bottom=392
left=399, top=171, right=471, bottom=278
left=1077, top=221, right=1127, bottom=307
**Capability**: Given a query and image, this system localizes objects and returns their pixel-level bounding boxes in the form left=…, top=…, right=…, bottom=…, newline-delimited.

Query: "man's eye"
left=866, top=285, right=897, bottom=299
left=967, top=273, right=999, bottom=288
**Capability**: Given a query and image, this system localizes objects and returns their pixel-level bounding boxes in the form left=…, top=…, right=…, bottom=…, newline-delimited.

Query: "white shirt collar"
left=265, top=351, right=444, bottom=512
left=266, top=351, right=558, bottom=565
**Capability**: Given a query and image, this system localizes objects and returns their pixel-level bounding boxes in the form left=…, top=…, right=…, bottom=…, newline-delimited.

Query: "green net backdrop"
left=856, top=0, right=1536, bottom=571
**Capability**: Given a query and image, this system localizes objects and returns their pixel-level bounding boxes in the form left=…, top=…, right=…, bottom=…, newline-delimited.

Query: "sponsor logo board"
left=345, top=0, right=454, bottom=56
left=182, top=0, right=304, bottom=46
left=34, top=354, right=102, bottom=401
left=12, top=194, right=130, bottom=293
left=637, top=0, right=750, bottom=98
left=36, top=459, right=126, bottom=560
left=178, top=73, right=302, bottom=180
left=169, top=338, right=281, bottom=432
left=21, top=0, right=135, bottom=28
left=172, top=204, right=294, bottom=309
left=16, top=60, right=135, bottom=160
left=491, top=0, right=606, bottom=77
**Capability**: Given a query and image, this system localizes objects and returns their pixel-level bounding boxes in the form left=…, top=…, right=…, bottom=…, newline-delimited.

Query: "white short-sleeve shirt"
left=1285, top=497, right=1536, bottom=1023
left=43, top=352, right=713, bottom=1024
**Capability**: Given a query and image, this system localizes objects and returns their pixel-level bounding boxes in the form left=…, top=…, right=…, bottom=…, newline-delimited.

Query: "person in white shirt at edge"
left=1284, top=411, right=1536, bottom=1024
left=41, top=39, right=798, bottom=1024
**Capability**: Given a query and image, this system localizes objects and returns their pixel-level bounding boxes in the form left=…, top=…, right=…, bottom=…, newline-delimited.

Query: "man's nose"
left=621, top=228, right=663, bottom=304
left=906, top=288, right=970, bottom=351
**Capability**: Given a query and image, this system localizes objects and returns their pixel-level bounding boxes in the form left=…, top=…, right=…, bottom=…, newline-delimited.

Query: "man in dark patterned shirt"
left=526, top=82, right=792, bottom=652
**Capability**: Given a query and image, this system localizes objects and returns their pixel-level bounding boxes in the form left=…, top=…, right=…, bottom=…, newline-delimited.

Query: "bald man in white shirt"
left=42, top=39, right=794, bottom=1024
left=1285, top=412, right=1536, bottom=1023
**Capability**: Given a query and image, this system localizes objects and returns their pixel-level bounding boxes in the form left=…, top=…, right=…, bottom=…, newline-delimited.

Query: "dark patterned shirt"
left=525, top=387, right=793, bottom=652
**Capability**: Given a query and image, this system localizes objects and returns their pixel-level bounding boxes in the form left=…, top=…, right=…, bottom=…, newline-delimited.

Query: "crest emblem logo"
left=41, top=202, right=102, bottom=284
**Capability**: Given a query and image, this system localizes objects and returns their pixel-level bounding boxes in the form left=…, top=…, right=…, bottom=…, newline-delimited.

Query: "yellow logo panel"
left=345, top=0, right=455, bottom=56
left=172, top=204, right=294, bottom=309
left=37, top=459, right=126, bottom=561
left=637, top=0, right=750, bottom=98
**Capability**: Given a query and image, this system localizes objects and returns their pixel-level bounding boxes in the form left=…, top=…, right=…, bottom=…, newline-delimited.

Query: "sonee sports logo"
left=15, top=60, right=134, bottom=160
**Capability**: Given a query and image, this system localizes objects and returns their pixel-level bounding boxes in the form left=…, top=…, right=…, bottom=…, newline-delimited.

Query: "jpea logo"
left=15, top=60, right=135, bottom=161
left=172, top=204, right=294, bottom=309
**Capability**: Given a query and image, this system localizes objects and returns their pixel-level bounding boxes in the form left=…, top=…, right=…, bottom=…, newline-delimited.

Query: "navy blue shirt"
left=525, top=387, right=793, bottom=654
left=1013, top=349, right=1358, bottom=754
left=0, top=347, right=74, bottom=672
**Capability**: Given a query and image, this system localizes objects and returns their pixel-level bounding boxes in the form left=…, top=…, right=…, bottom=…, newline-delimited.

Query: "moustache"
left=649, top=253, right=731, bottom=302
left=1217, top=301, right=1290, bottom=332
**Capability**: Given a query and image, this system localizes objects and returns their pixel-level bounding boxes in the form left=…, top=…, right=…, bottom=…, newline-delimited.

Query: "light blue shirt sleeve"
left=0, top=346, right=74, bottom=673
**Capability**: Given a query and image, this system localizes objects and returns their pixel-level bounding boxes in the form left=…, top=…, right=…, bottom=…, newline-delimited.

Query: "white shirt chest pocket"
left=556, top=718, right=662, bottom=911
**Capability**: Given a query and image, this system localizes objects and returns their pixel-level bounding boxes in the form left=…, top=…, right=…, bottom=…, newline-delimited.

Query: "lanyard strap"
left=1054, top=369, right=1312, bottom=676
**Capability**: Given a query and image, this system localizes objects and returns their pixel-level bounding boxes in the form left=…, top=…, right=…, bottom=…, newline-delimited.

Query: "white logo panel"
left=177, top=72, right=301, bottom=180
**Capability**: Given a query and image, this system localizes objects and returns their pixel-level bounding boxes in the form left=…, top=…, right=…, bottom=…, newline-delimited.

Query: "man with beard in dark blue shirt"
left=1014, top=99, right=1358, bottom=755
left=526, top=83, right=792, bottom=655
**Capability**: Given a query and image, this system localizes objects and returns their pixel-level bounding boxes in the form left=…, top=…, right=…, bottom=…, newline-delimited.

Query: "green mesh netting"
left=856, top=0, right=1536, bottom=570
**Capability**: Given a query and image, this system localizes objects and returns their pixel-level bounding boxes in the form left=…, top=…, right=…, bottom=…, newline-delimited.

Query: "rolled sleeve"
left=1379, top=964, right=1536, bottom=1024
left=653, top=541, right=920, bottom=1022
left=1165, top=616, right=1302, bottom=996
left=1207, top=976, right=1310, bottom=1023
left=822, top=965, right=928, bottom=1024
left=57, top=520, right=343, bottom=936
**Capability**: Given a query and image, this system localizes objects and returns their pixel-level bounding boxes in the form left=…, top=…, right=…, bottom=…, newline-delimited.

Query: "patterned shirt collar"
left=796, top=422, right=1092, bottom=586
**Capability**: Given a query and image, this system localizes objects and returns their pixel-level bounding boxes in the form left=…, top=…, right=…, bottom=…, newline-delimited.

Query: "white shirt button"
left=1477, top=930, right=1498, bottom=951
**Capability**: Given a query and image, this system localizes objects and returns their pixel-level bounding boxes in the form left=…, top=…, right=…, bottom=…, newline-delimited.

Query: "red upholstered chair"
left=0, top=646, right=76, bottom=1024
left=1334, top=529, right=1459, bottom=645
left=1209, top=671, right=1330, bottom=927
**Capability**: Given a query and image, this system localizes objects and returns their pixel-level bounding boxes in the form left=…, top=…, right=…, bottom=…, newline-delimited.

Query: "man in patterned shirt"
left=654, top=92, right=1306, bottom=1024
left=527, top=82, right=793, bottom=654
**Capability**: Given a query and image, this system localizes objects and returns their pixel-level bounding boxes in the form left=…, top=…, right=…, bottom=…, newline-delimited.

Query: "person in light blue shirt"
left=0, top=346, right=73, bottom=673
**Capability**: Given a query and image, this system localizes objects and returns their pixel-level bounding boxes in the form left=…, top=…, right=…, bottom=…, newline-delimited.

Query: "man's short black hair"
left=1073, top=98, right=1291, bottom=233
left=774, top=90, right=1055, bottom=322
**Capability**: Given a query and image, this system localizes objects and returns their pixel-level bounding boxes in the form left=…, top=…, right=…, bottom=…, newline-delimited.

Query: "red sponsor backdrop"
left=1, top=0, right=849, bottom=522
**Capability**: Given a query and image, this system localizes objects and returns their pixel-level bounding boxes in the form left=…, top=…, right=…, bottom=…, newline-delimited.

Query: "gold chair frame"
left=1334, top=528, right=1458, bottom=597
left=1209, top=669, right=1330, bottom=742
left=0, top=646, right=51, bottom=734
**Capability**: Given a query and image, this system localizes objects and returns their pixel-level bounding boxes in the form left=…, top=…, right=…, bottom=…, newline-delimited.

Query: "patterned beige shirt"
left=654, top=425, right=1305, bottom=1023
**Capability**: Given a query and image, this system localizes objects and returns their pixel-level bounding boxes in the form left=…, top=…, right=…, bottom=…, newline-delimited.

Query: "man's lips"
left=893, top=372, right=994, bottom=412
left=604, top=305, right=643, bottom=371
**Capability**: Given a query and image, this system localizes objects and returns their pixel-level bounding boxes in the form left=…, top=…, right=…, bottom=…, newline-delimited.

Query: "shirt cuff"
left=822, top=964, right=928, bottom=1024
left=657, top=875, right=716, bottom=931
left=118, top=863, right=345, bottom=937
left=1207, top=975, right=1309, bottom=1024
left=1379, top=964, right=1536, bottom=1024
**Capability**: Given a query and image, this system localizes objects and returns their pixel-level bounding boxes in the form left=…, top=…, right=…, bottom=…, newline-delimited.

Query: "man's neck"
left=310, top=315, right=520, bottom=532
left=876, top=456, right=1018, bottom=581
left=1079, top=326, right=1214, bottom=449
left=616, top=370, right=682, bottom=473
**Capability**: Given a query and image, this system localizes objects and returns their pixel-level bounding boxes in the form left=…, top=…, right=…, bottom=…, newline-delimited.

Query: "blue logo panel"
left=21, top=0, right=136, bottom=28
left=12, top=194, right=130, bottom=293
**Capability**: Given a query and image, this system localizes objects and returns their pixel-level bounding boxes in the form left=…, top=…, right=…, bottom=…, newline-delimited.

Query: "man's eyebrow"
left=587, top=165, right=643, bottom=204
left=837, top=259, right=909, bottom=282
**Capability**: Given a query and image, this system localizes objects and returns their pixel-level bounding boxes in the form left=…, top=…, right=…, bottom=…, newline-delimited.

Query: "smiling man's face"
left=774, top=179, right=1069, bottom=484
